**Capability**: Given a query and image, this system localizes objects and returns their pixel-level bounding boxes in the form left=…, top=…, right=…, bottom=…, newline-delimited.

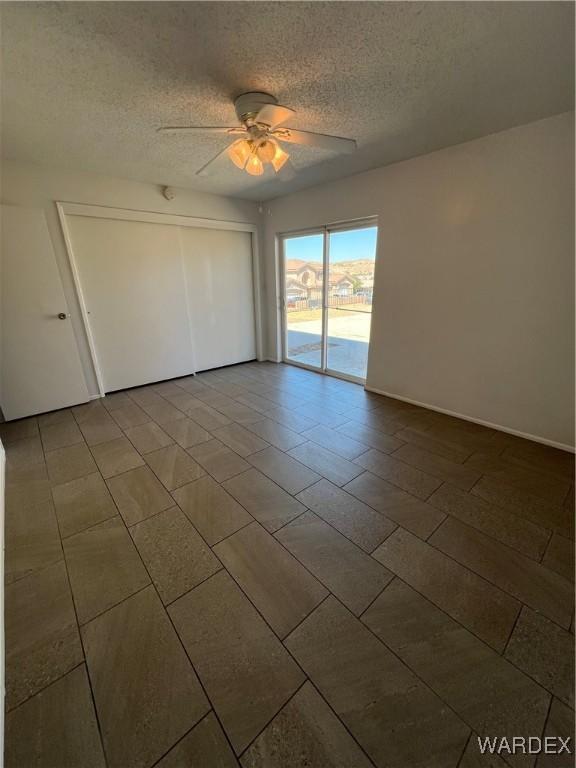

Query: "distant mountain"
left=334, top=259, right=375, bottom=275
left=285, top=258, right=375, bottom=277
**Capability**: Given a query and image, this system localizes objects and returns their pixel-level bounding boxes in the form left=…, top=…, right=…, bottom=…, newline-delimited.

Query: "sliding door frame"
left=279, top=227, right=325, bottom=376
left=57, top=202, right=263, bottom=397
left=279, top=216, right=378, bottom=385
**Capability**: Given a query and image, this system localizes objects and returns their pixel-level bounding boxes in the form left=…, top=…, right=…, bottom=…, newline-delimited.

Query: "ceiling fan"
left=157, top=92, right=357, bottom=179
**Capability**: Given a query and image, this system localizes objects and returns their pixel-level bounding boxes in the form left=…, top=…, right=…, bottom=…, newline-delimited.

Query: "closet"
left=66, top=211, right=256, bottom=393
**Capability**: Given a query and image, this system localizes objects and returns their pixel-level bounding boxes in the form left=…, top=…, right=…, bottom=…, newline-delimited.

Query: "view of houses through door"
left=281, top=220, right=377, bottom=382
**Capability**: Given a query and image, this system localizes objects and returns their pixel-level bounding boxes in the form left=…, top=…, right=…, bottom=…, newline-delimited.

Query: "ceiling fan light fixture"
left=256, top=139, right=277, bottom=163
left=271, top=143, right=290, bottom=172
left=245, top=153, right=264, bottom=176
left=160, top=92, right=356, bottom=178
left=228, top=139, right=251, bottom=169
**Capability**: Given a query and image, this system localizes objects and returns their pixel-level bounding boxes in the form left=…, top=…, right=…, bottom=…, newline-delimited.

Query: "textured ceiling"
left=1, top=2, right=574, bottom=201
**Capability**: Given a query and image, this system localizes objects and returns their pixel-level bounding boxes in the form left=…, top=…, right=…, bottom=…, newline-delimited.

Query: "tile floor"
left=2, top=361, right=574, bottom=768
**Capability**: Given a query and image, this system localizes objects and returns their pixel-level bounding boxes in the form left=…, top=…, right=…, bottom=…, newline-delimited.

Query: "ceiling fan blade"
left=158, top=126, right=245, bottom=135
left=255, top=103, right=295, bottom=129
left=273, top=128, right=356, bottom=153
left=195, top=145, right=233, bottom=176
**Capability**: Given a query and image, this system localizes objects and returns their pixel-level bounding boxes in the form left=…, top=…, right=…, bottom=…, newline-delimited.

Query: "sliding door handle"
left=57, top=312, right=70, bottom=320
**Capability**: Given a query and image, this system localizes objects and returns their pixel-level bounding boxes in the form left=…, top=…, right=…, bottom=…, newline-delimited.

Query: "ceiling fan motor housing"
left=234, top=92, right=278, bottom=125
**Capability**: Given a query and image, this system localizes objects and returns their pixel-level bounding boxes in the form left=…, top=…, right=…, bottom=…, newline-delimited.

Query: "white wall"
left=2, top=114, right=573, bottom=447
left=264, top=112, right=575, bottom=449
left=1, top=162, right=262, bottom=398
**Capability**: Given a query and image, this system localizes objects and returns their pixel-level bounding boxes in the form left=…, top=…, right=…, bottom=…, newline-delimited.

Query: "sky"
left=285, top=226, right=377, bottom=265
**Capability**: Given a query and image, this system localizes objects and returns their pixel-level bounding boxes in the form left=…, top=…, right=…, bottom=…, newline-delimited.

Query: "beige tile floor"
left=2, top=361, right=574, bottom=768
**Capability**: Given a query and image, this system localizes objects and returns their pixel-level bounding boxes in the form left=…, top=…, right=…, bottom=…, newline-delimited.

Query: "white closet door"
left=68, top=216, right=194, bottom=392
left=180, top=227, right=256, bottom=372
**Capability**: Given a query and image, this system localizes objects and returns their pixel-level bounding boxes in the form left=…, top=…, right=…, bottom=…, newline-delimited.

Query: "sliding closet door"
left=68, top=216, right=194, bottom=392
left=180, top=227, right=256, bottom=372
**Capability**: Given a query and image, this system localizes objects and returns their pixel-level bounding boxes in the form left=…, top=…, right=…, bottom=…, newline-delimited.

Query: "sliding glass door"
left=283, top=233, right=325, bottom=369
left=326, top=226, right=377, bottom=380
left=281, top=221, right=377, bottom=382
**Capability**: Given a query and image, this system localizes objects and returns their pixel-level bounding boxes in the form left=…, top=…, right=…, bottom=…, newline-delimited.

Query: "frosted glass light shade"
left=245, top=154, right=264, bottom=176
left=228, top=137, right=289, bottom=175
left=228, top=140, right=251, bottom=169
left=271, top=143, right=289, bottom=172
left=257, top=140, right=277, bottom=162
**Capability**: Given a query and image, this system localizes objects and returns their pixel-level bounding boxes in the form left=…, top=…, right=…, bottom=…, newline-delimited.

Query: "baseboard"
left=264, top=357, right=282, bottom=364
left=364, top=386, right=575, bottom=454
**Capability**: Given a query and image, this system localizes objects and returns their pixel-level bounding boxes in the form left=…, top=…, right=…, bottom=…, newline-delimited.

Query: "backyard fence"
left=286, top=295, right=372, bottom=312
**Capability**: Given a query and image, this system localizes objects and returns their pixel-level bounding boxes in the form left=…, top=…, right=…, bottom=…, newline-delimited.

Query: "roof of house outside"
left=285, top=259, right=323, bottom=273
left=328, top=274, right=353, bottom=285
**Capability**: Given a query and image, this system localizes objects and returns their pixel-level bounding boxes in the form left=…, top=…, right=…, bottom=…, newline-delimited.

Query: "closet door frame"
left=57, top=202, right=262, bottom=397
